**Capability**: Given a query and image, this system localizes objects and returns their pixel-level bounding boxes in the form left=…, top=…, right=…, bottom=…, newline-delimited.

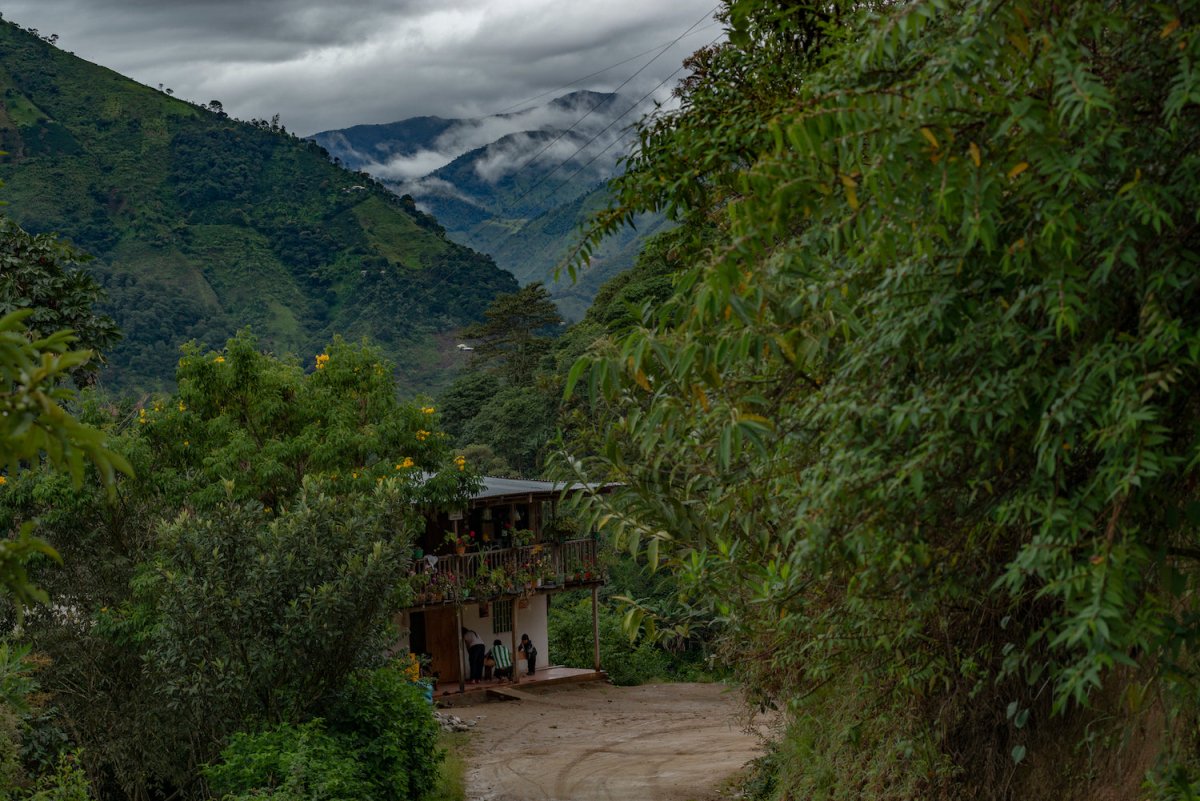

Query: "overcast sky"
left=2, top=1, right=721, bottom=135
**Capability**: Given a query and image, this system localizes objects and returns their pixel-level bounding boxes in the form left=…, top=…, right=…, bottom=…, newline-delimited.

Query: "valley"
left=311, top=90, right=671, bottom=321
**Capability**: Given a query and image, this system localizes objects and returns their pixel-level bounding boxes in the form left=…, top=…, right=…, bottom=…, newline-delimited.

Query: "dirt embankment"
left=442, top=682, right=769, bottom=801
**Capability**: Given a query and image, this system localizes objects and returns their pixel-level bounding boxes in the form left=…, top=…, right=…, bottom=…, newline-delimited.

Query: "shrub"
left=25, top=754, right=92, bottom=801
left=549, top=596, right=680, bottom=686
left=327, top=666, right=442, bottom=801
left=203, top=721, right=370, bottom=801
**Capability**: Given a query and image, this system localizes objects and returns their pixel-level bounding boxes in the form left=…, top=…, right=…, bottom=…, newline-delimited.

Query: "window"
left=492, top=599, right=513, bottom=635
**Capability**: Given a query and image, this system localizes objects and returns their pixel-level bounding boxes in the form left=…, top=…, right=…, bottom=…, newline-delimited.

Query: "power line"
left=379, top=10, right=721, bottom=327
left=502, top=6, right=718, bottom=197
left=511, top=29, right=723, bottom=211
left=507, top=66, right=681, bottom=210
left=490, top=21, right=722, bottom=116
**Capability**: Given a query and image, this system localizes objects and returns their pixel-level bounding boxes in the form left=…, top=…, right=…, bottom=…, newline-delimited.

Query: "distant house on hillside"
left=397, top=476, right=608, bottom=693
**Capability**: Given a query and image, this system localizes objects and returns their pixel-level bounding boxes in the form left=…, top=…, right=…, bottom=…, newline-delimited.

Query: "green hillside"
left=0, top=20, right=517, bottom=391
left=413, top=146, right=672, bottom=321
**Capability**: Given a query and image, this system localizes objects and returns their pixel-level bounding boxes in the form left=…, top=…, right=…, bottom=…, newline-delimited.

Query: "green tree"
left=438, top=370, right=500, bottom=442
left=459, top=385, right=557, bottom=477
left=0, top=309, right=129, bottom=611
left=0, top=331, right=472, bottom=800
left=0, top=218, right=119, bottom=386
left=560, top=1, right=1200, bottom=797
left=462, top=282, right=562, bottom=385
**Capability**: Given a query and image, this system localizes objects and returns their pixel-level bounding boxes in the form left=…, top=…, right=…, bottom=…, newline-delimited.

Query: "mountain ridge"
left=310, top=90, right=670, bottom=320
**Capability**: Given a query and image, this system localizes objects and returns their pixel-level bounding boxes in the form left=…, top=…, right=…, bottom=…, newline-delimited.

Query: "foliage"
left=0, top=310, right=129, bottom=490
left=0, top=307, right=130, bottom=610
left=204, top=721, right=373, bottom=801
left=22, top=755, right=92, bottom=801
left=548, top=555, right=712, bottom=686
left=0, top=216, right=119, bottom=385
left=548, top=597, right=669, bottom=686
left=559, top=0, right=1200, bottom=798
left=326, top=666, right=443, bottom=801
left=0, top=332, right=472, bottom=800
left=0, top=21, right=517, bottom=392
left=438, top=372, right=500, bottom=442
left=462, top=282, right=562, bottom=385
left=457, top=386, right=557, bottom=477
left=440, top=228, right=685, bottom=477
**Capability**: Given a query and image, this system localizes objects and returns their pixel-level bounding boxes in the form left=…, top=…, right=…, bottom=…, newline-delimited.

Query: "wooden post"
left=592, top=585, right=601, bottom=673
left=511, top=597, right=520, bottom=682
left=456, top=603, right=466, bottom=694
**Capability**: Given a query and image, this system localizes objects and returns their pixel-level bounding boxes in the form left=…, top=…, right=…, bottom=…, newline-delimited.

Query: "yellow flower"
left=351, top=471, right=359, bottom=479
left=183, top=440, right=189, bottom=447
left=178, top=401, right=186, bottom=412
left=454, top=455, right=466, bottom=472
left=138, top=409, right=148, bottom=425
left=214, top=355, right=226, bottom=364
left=404, top=651, right=421, bottom=682
left=415, top=429, right=429, bottom=442
left=315, top=353, right=330, bottom=370
left=421, top=406, right=435, bottom=415
left=396, top=457, right=416, bottom=470
left=0, top=476, right=7, bottom=486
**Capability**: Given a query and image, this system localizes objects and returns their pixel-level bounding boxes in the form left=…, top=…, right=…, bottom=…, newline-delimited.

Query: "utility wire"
left=490, top=21, right=721, bottom=116
left=508, top=63, right=684, bottom=209
left=512, top=29, right=722, bottom=211
left=503, top=5, right=718, bottom=196
left=385, top=10, right=720, bottom=320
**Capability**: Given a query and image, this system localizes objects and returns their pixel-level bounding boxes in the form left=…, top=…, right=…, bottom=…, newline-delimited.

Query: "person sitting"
left=488, top=639, right=513, bottom=681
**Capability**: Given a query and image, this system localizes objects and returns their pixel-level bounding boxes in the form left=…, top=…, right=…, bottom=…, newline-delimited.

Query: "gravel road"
left=444, top=681, right=766, bottom=801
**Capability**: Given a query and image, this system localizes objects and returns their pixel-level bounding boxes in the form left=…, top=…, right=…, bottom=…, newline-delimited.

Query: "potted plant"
left=443, top=529, right=477, bottom=555
left=410, top=571, right=431, bottom=603
left=430, top=570, right=460, bottom=602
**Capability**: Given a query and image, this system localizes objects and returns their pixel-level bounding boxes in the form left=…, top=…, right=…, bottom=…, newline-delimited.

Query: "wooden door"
left=425, top=607, right=461, bottom=685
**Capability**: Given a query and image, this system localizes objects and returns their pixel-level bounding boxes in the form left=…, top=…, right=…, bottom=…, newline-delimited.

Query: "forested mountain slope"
left=0, top=20, right=517, bottom=391
left=311, top=91, right=670, bottom=320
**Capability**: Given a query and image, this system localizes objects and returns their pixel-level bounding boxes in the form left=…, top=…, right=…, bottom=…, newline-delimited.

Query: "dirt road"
left=445, top=682, right=766, bottom=801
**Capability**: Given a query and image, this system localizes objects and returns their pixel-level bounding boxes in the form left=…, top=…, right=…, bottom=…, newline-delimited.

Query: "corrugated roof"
left=472, top=476, right=595, bottom=501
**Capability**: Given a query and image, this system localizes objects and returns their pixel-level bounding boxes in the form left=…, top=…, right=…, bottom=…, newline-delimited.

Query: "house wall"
left=395, top=593, right=551, bottom=682
left=460, top=593, right=550, bottom=674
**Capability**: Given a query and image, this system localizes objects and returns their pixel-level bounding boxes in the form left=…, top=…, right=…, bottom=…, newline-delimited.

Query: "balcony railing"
left=408, top=538, right=601, bottom=607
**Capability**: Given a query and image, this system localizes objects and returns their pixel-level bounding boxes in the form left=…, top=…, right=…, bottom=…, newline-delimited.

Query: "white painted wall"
left=460, top=593, right=549, bottom=674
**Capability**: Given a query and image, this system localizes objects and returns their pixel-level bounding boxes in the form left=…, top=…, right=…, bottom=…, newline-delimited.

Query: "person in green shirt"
left=488, top=639, right=513, bottom=681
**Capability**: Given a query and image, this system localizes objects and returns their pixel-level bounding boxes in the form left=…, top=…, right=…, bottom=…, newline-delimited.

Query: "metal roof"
left=471, top=476, right=606, bottom=502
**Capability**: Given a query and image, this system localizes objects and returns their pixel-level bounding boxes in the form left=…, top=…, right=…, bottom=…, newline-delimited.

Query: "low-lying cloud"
left=345, top=87, right=668, bottom=193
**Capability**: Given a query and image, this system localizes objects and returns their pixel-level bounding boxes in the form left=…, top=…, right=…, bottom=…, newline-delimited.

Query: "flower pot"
left=455, top=545, right=466, bottom=555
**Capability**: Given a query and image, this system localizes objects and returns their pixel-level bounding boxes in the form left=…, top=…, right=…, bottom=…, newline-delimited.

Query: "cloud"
left=2, top=0, right=720, bottom=135
left=371, top=149, right=459, bottom=181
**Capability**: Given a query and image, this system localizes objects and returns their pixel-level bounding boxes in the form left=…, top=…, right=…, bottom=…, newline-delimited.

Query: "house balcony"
left=407, top=538, right=602, bottom=609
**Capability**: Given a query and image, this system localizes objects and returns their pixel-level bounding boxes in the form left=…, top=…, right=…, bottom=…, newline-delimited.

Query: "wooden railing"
left=409, top=538, right=600, bottom=606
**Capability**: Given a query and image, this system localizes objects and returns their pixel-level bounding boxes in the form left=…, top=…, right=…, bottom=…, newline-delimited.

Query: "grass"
left=429, top=730, right=471, bottom=801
